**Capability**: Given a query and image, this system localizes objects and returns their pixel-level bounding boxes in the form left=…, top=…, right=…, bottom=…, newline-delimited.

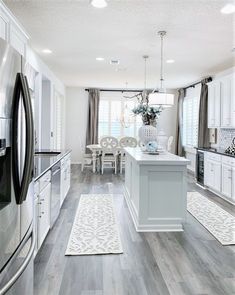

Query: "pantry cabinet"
left=207, top=73, right=235, bottom=129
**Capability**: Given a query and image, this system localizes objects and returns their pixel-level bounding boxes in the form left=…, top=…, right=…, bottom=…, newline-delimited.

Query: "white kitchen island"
left=124, top=147, right=190, bottom=232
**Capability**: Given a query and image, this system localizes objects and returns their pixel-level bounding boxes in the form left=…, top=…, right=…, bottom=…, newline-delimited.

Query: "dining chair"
left=119, top=137, right=138, bottom=174
left=100, top=136, right=119, bottom=174
left=80, top=141, right=99, bottom=172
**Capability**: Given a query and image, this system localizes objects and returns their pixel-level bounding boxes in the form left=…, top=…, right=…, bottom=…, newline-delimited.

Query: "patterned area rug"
left=187, top=192, right=235, bottom=245
left=65, top=194, right=123, bottom=255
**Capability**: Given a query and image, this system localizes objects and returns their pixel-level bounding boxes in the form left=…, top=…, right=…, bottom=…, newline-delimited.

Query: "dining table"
left=86, top=144, right=123, bottom=173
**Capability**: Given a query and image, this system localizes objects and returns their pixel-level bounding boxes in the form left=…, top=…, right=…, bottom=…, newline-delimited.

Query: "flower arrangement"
left=132, top=104, right=162, bottom=126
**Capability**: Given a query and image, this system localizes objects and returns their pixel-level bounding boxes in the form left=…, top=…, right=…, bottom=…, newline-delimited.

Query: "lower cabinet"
left=221, top=164, right=232, bottom=199
left=205, top=152, right=235, bottom=204
left=60, top=153, right=71, bottom=207
left=204, top=156, right=221, bottom=193
left=37, top=182, right=51, bottom=249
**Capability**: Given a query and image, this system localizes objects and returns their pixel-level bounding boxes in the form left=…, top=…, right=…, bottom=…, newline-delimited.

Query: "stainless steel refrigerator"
left=0, top=38, right=35, bottom=294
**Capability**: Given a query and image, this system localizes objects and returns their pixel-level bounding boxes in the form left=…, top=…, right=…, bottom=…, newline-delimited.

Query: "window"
left=98, top=92, right=142, bottom=139
left=182, top=84, right=201, bottom=147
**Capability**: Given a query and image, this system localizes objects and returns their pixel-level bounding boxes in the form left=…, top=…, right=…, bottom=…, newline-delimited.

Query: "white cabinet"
left=60, top=153, right=71, bottom=207
left=208, top=73, right=235, bottom=129
left=0, top=8, right=9, bottom=40
left=0, top=2, right=28, bottom=56
left=220, top=75, right=235, bottom=128
left=37, top=182, right=51, bottom=249
left=221, top=164, right=232, bottom=198
left=208, top=81, right=221, bottom=128
left=232, top=167, right=235, bottom=203
left=204, top=153, right=221, bottom=193
left=205, top=152, right=235, bottom=204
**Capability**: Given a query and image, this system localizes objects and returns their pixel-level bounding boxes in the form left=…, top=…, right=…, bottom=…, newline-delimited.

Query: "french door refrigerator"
left=0, top=38, right=35, bottom=294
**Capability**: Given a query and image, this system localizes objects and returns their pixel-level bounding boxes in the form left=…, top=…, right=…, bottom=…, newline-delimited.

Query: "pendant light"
left=149, top=31, right=174, bottom=108
left=90, top=0, right=107, bottom=8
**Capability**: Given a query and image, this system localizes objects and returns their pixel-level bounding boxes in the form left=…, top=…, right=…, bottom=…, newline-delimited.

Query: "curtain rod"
left=85, top=88, right=143, bottom=93
left=184, top=77, right=212, bottom=90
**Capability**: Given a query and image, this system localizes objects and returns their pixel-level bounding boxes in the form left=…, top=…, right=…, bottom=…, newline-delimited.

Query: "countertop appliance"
left=196, top=149, right=205, bottom=187
left=50, top=162, right=61, bottom=228
left=0, top=38, right=35, bottom=295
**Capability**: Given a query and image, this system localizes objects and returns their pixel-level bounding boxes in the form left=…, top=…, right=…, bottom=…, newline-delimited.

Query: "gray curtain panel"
left=86, top=89, right=100, bottom=152
left=198, top=77, right=212, bottom=148
left=176, top=88, right=185, bottom=156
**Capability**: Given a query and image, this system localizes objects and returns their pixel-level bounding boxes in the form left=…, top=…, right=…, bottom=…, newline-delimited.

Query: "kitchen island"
left=124, top=147, right=190, bottom=232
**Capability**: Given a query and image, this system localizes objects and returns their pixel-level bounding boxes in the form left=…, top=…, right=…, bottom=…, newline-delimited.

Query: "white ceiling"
left=4, top=0, right=235, bottom=89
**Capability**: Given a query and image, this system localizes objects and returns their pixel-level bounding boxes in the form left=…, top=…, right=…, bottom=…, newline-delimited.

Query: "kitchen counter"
left=196, top=147, right=235, bottom=158
left=34, top=150, right=71, bottom=181
left=124, top=147, right=190, bottom=232
left=124, top=147, right=190, bottom=165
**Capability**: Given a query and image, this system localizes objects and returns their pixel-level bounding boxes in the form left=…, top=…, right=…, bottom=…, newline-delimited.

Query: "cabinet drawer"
left=222, top=155, right=235, bottom=167
left=206, top=152, right=221, bottom=163
left=39, top=170, right=51, bottom=192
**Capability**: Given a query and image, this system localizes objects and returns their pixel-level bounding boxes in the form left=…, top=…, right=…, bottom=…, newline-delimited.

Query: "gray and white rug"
left=187, top=192, right=235, bottom=245
left=65, top=194, right=123, bottom=255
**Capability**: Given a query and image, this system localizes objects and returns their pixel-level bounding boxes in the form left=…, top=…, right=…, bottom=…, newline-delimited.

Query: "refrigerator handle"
left=0, top=227, right=35, bottom=295
left=12, top=73, right=34, bottom=205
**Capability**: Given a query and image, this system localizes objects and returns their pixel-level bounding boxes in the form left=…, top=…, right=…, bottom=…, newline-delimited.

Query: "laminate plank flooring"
left=34, top=165, right=235, bottom=295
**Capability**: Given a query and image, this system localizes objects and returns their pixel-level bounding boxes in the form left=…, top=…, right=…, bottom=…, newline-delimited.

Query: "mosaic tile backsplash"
left=218, top=129, right=235, bottom=150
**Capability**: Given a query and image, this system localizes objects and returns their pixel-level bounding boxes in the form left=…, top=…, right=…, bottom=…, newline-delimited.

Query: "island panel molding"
left=124, top=147, right=190, bottom=232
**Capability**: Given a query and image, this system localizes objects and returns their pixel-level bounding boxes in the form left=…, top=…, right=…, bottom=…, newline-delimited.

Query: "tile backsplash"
left=217, top=129, right=235, bottom=149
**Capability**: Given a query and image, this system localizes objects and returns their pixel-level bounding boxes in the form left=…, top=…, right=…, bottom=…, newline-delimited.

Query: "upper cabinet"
left=0, top=2, right=29, bottom=57
left=208, top=72, right=235, bottom=129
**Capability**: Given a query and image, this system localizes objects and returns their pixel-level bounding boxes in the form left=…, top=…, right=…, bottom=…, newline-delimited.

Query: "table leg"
left=92, top=152, right=96, bottom=173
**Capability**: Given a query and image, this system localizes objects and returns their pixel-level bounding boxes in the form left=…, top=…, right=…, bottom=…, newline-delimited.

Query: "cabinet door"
left=213, top=161, right=221, bottom=192
left=221, top=76, right=232, bottom=128
left=232, top=168, right=235, bottom=203
left=221, top=164, right=232, bottom=198
left=38, top=183, right=51, bottom=249
left=231, top=74, right=235, bottom=127
left=208, top=84, right=215, bottom=127
left=214, top=82, right=221, bottom=127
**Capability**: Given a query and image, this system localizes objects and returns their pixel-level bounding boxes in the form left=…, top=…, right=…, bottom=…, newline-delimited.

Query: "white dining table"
left=86, top=144, right=123, bottom=173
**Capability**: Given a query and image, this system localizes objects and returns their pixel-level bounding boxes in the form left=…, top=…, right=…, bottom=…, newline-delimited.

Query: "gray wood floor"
left=34, top=165, right=235, bottom=295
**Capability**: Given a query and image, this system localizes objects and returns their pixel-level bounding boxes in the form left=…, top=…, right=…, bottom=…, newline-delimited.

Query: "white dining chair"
left=119, top=137, right=138, bottom=174
left=100, top=136, right=119, bottom=174
left=80, top=141, right=99, bottom=172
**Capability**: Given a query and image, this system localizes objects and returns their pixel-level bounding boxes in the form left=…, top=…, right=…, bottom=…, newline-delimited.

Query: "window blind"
left=182, top=85, right=201, bottom=148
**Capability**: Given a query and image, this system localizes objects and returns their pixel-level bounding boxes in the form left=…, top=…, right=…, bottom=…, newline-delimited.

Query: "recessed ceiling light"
left=90, top=0, right=107, bottom=8
left=96, top=57, right=104, bottom=61
left=221, top=3, right=235, bottom=14
left=42, top=49, right=52, bottom=54
left=166, top=59, right=175, bottom=63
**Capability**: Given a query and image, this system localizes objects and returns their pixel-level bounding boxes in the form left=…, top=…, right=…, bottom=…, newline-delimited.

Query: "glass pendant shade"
left=148, top=92, right=174, bottom=108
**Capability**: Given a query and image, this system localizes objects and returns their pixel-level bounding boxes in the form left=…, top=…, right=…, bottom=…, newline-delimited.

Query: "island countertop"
left=124, top=147, right=190, bottom=166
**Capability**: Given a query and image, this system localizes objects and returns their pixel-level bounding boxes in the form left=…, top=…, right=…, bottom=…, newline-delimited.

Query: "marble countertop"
left=124, top=147, right=190, bottom=165
left=34, top=149, right=71, bottom=181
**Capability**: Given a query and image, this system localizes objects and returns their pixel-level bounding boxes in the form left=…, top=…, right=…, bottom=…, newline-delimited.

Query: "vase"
left=138, top=125, right=157, bottom=145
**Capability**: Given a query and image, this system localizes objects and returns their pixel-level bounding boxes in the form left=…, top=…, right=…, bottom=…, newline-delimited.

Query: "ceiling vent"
left=110, top=59, right=120, bottom=65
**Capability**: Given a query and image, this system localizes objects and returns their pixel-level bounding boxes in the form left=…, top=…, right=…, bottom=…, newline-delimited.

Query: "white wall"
left=65, top=87, right=88, bottom=163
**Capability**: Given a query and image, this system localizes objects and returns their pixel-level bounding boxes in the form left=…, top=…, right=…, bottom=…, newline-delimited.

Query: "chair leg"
left=114, top=160, right=117, bottom=174
left=81, top=159, right=84, bottom=172
left=101, top=159, right=104, bottom=174
left=120, top=156, right=122, bottom=174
